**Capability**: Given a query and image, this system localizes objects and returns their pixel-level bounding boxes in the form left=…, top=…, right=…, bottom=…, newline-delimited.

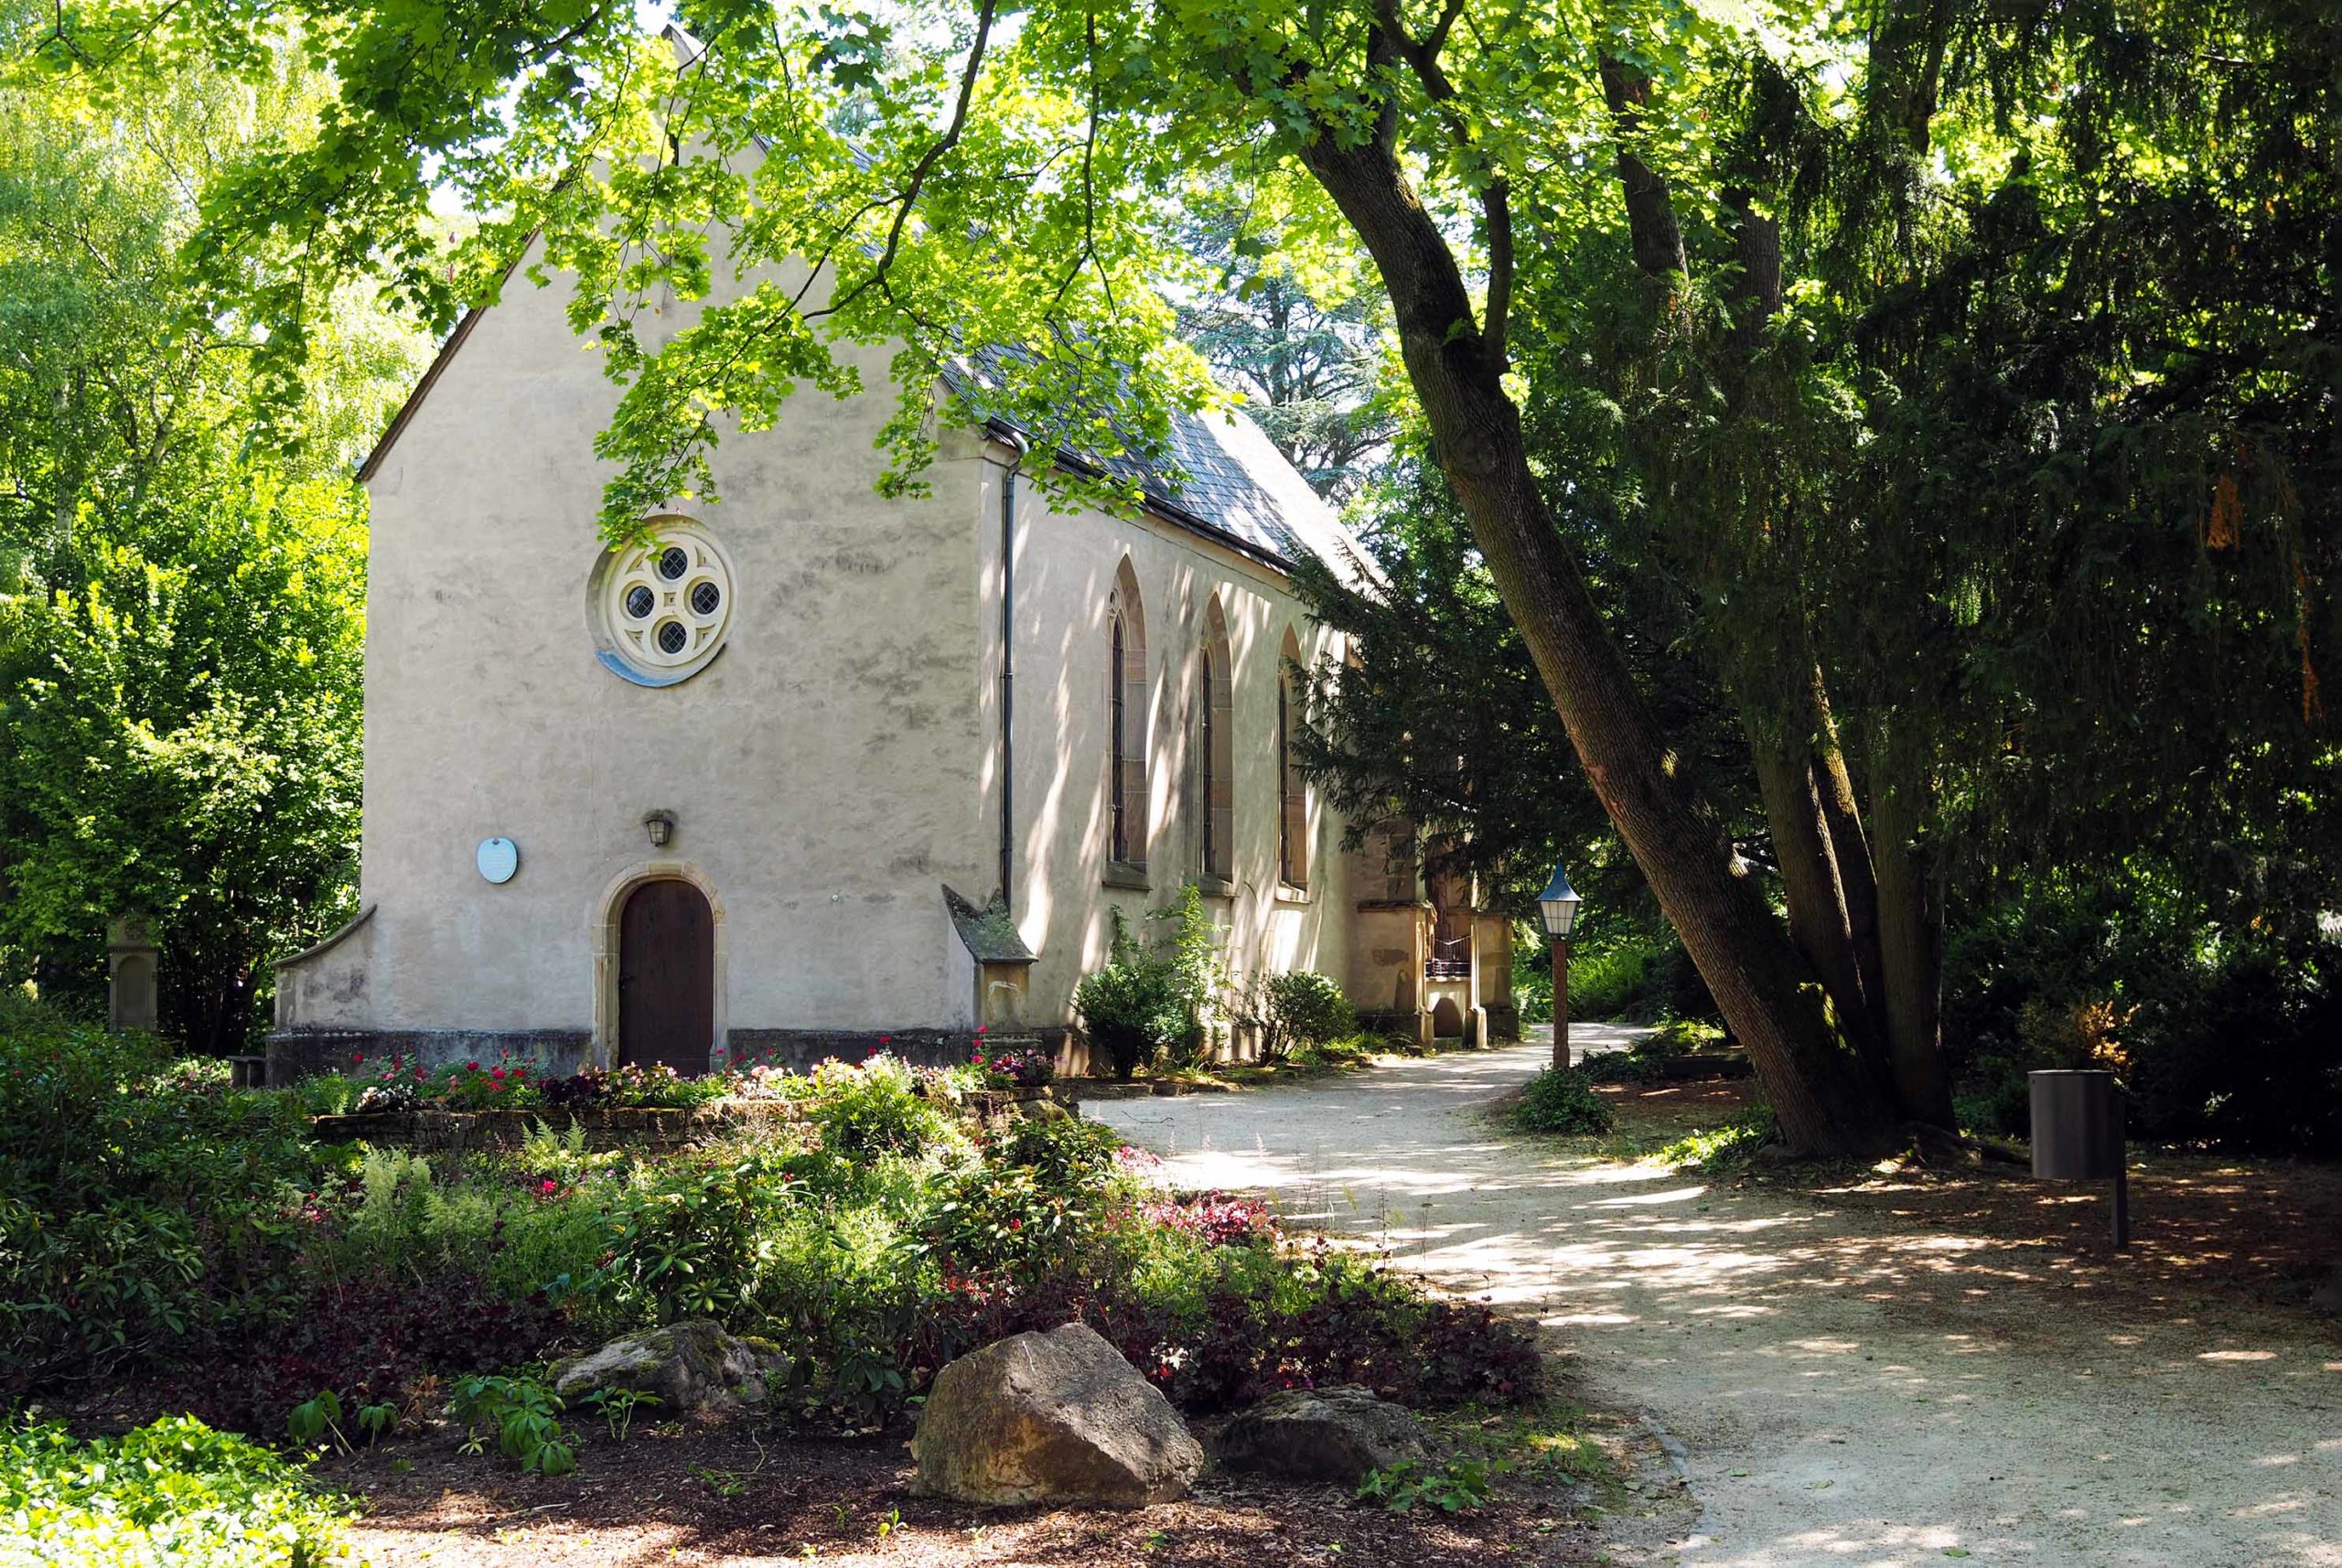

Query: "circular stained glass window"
left=590, top=521, right=736, bottom=686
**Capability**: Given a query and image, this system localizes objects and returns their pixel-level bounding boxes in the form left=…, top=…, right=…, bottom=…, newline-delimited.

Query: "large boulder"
left=1214, top=1385, right=1429, bottom=1486
left=911, top=1322, right=1203, bottom=1507
left=549, top=1319, right=793, bottom=1417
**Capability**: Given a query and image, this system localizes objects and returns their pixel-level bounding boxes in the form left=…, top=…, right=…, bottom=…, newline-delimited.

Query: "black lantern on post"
left=1537, top=860, right=1582, bottom=1069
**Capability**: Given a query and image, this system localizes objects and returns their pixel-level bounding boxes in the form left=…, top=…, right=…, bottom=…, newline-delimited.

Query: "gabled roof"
left=361, top=296, right=1371, bottom=582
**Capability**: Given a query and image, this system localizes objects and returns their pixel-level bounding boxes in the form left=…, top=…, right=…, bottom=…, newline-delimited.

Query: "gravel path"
left=1091, top=1029, right=2342, bottom=1568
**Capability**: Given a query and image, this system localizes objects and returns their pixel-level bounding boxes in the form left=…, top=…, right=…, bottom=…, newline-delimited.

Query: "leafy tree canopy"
left=0, top=18, right=428, bottom=1047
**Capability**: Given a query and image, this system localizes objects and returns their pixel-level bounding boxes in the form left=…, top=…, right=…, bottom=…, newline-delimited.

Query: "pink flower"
left=540, top=1179, right=558, bottom=1195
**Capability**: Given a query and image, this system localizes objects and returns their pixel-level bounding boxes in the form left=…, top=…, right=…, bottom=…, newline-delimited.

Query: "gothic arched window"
left=1108, top=561, right=1149, bottom=867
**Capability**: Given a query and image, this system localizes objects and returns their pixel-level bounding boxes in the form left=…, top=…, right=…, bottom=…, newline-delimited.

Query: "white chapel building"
left=267, top=240, right=1518, bottom=1080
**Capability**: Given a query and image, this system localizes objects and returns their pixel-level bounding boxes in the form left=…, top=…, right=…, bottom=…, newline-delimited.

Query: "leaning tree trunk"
left=1297, top=132, right=1899, bottom=1156
left=1746, top=728, right=1880, bottom=1061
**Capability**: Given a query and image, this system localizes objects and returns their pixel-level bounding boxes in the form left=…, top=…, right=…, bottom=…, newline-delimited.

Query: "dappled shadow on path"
left=1093, top=1031, right=2342, bottom=1568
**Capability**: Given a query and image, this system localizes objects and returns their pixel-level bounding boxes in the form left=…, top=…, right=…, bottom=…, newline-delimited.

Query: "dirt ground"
left=331, top=1402, right=1695, bottom=1567
left=1595, top=1071, right=2342, bottom=1326
left=1094, top=1027, right=2342, bottom=1568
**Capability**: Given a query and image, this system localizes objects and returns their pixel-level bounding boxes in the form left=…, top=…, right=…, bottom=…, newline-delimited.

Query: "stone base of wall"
left=1357, top=1010, right=1433, bottom=1048
left=269, top=1026, right=594, bottom=1085
left=1483, top=1003, right=1521, bottom=1042
left=269, top=1025, right=1076, bottom=1084
left=306, top=1086, right=1081, bottom=1152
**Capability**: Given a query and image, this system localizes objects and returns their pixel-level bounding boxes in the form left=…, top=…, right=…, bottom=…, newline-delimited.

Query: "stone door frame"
left=592, top=860, right=727, bottom=1071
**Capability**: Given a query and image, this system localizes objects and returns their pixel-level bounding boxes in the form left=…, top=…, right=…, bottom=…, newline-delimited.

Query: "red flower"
left=467, top=1061, right=481, bottom=1071
left=490, top=1067, right=506, bottom=1081
left=1008, top=1218, right=1022, bottom=1230
left=878, top=1035, right=891, bottom=1045
left=540, top=1178, right=558, bottom=1195
left=351, top=1053, right=363, bottom=1065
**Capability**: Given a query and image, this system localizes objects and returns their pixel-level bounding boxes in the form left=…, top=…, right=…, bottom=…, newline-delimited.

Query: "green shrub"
left=1943, top=876, right=2342, bottom=1153
left=1072, top=909, right=1188, bottom=1079
left=594, top=1150, right=800, bottom=1326
left=316, top=1145, right=613, bottom=1315
left=1153, top=886, right=1228, bottom=1068
left=1579, top=1050, right=1676, bottom=1084
left=1292, top=1032, right=1380, bottom=1069
left=992, top=1116, right=1123, bottom=1194
left=803, top=1053, right=959, bottom=1159
left=1230, top=969, right=1357, bottom=1061
left=1503, top=1067, right=1614, bottom=1134
left=0, top=1414, right=360, bottom=1567
left=1569, top=940, right=1659, bottom=1019
left=0, top=1023, right=330, bottom=1381
left=1652, top=1109, right=1778, bottom=1172
left=1647, top=1017, right=1726, bottom=1052
left=450, top=1374, right=576, bottom=1475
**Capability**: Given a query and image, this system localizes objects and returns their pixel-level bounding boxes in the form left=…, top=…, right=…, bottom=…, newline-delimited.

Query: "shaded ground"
left=1093, top=1026, right=2342, bottom=1568
left=332, top=1402, right=1690, bottom=1567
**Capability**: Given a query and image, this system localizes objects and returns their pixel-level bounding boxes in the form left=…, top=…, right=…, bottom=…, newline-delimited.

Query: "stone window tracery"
left=590, top=520, right=736, bottom=687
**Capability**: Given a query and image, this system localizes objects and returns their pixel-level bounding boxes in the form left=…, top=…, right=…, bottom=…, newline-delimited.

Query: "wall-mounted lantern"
left=643, top=810, right=677, bottom=850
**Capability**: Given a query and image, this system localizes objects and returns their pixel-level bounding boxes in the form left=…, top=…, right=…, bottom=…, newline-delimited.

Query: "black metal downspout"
left=997, top=431, right=1029, bottom=912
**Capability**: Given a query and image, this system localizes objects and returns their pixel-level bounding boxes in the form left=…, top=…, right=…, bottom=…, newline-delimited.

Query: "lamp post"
left=1537, top=860, right=1582, bottom=1069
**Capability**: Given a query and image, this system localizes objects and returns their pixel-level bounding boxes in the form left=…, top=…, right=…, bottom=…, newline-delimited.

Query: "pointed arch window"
left=1198, top=597, right=1234, bottom=881
left=1107, top=563, right=1149, bottom=869
left=1277, top=628, right=1307, bottom=888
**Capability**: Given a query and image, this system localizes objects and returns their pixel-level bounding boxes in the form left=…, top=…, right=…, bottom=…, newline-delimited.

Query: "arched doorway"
left=618, top=878, right=714, bottom=1075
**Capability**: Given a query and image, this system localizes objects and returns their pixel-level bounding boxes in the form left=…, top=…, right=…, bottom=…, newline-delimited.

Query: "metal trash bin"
left=2030, top=1069, right=2128, bottom=1247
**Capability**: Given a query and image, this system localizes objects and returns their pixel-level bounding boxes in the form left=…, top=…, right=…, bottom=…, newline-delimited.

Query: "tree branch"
left=806, top=0, right=999, bottom=323
left=1481, top=176, right=1512, bottom=364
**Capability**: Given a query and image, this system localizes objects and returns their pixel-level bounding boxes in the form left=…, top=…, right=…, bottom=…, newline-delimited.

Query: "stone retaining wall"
left=307, top=1086, right=1081, bottom=1152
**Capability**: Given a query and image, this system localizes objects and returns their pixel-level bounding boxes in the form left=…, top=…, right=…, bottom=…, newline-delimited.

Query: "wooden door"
left=618, top=879, right=714, bottom=1075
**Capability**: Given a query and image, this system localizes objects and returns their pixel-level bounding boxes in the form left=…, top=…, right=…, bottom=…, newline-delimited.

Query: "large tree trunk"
left=1810, top=695, right=1893, bottom=1043
left=1866, top=768, right=1954, bottom=1125
left=1746, top=728, right=1878, bottom=1059
left=1297, top=131, right=1899, bottom=1156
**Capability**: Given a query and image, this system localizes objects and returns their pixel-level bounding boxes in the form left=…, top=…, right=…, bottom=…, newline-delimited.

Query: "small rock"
left=549, top=1319, right=792, bottom=1416
left=1214, top=1385, right=1429, bottom=1486
left=911, top=1322, right=1203, bottom=1507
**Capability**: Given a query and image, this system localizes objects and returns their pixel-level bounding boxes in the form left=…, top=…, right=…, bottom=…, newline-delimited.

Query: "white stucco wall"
left=977, top=452, right=1357, bottom=1029
left=282, top=240, right=1363, bottom=1065
left=331, top=258, right=996, bottom=1054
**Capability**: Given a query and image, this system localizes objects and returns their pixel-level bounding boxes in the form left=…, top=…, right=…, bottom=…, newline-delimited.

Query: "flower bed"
left=7, top=1019, right=1540, bottom=1466
left=305, top=1101, right=801, bottom=1152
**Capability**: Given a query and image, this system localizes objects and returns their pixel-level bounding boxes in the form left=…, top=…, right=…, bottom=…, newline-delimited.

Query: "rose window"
left=590, top=521, right=736, bottom=686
